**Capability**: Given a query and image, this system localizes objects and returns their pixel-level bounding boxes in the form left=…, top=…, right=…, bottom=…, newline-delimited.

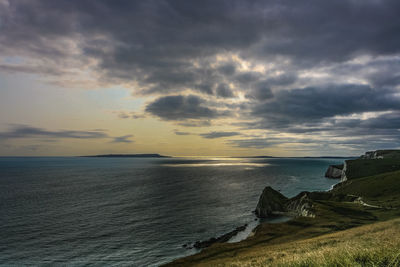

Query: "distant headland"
left=81, top=153, right=170, bottom=158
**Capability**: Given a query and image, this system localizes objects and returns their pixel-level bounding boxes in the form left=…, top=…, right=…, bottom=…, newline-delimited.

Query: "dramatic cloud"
left=200, top=131, right=241, bottom=139
left=251, top=85, right=400, bottom=127
left=229, top=134, right=400, bottom=152
left=145, top=95, right=229, bottom=121
left=2, top=0, right=400, bottom=92
left=1, top=0, right=400, bottom=154
left=215, top=83, right=234, bottom=98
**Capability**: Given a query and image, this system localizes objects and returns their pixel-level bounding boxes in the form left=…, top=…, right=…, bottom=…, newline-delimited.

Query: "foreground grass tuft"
left=227, top=218, right=400, bottom=267
left=167, top=218, right=400, bottom=266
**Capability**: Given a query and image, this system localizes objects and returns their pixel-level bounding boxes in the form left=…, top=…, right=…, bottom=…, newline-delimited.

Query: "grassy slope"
left=334, top=170, right=400, bottom=209
left=166, top=156, right=400, bottom=266
left=345, top=158, right=400, bottom=179
left=170, top=218, right=400, bottom=267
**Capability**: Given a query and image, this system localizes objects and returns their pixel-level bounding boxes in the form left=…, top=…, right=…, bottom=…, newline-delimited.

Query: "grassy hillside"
left=166, top=152, right=400, bottom=266
left=274, top=218, right=400, bottom=267
left=345, top=158, right=400, bottom=180
left=169, top=218, right=400, bottom=266
left=333, top=170, right=400, bottom=209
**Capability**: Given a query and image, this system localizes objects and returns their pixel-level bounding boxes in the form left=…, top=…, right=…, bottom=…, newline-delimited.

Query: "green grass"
left=168, top=218, right=400, bottom=266
left=275, top=218, right=400, bottom=267
left=333, top=170, right=400, bottom=208
left=345, top=158, right=400, bottom=179
left=374, top=150, right=400, bottom=159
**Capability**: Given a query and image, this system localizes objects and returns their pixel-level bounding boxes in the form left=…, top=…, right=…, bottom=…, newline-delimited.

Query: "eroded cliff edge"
left=254, top=187, right=361, bottom=219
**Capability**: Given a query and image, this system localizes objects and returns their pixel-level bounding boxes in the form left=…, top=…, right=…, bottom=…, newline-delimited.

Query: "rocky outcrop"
left=183, top=224, right=247, bottom=249
left=254, top=186, right=365, bottom=219
left=360, top=151, right=382, bottom=159
left=358, top=150, right=400, bottom=159
left=255, top=186, right=288, bottom=217
left=255, top=187, right=319, bottom=218
left=325, top=164, right=344, bottom=179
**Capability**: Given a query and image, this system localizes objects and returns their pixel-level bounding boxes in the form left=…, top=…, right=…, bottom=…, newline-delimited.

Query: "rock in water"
left=324, top=164, right=344, bottom=179
left=186, top=224, right=248, bottom=249
left=255, top=186, right=288, bottom=218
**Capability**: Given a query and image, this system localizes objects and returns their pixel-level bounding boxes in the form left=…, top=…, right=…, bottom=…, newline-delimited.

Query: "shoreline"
left=172, top=160, right=345, bottom=262
left=183, top=214, right=293, bottom=251
left=165, top=150, right=400, bottom=266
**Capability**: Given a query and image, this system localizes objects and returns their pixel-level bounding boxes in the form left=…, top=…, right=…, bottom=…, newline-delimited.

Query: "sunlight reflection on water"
left=163, top=162, right=270, bottom=167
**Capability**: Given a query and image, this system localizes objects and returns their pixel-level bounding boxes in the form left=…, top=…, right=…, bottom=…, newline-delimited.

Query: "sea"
left=0, top=156, right=346, bottom=266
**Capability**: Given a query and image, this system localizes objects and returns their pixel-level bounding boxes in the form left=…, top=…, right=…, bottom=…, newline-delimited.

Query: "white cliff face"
left=325, top=165, right=343, bottom=178
left=361, top=151, right=376, bottom=159
left=360, top=150, right=385, bottom=159
left=255, top=186, right=288, bottom=218
left=285, top=192, right=316, bottom=218
left=255, top=187, right=317, bottom=218
left=341, top=161, right=347, bottom=182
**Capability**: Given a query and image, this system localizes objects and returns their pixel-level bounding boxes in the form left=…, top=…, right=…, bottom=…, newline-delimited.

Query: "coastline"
left=167, top=160, right=346, bottom=264
left=165, top=150, right=400, bottom=266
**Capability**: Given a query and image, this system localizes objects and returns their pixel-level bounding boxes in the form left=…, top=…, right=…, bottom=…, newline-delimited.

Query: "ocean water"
left=0, top=157, right=345, bottom=266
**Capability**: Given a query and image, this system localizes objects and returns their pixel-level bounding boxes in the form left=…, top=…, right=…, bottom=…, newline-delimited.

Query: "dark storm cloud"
left=245, top=73, right=297, bottom=101
left=200, top=131, right=240, bottom=139
left=0, top=125, right=108, bottom=139
left=145, top=95, right=229, bottom=121
left=245, top=81, right=274, bottom=101
left=2, top=0, right=400, bottom=152
left=354, top=112, right=400, bottom=130
left=215, top=83, right=234, bottom=98
left=329, top=111, right=400, bottom=138
left=2, top=0, right=400, bottom=87
left=217, top=63, right=236, bottom=76
left=234, top=72, right=262, bottom=85
left=228, top=132, right=400, bottom=150
left=232, top=88, right=400, bottom=151
left=251, top=84, right=400, bottom=127
left=333, top=112, right=400, bottom=131
left=370, top=74, right=400, bottom=88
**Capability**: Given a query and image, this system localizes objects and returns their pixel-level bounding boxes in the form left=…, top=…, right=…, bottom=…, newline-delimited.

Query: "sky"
left=1, top=0, right=400, bottom=157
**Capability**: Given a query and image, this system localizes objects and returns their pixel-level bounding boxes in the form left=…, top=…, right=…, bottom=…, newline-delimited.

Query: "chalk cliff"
left=255, top=186, right=288, bottom=217
left=325, top=164, right=344, bottom=179
left=255, top=187, right=317, bottom=218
